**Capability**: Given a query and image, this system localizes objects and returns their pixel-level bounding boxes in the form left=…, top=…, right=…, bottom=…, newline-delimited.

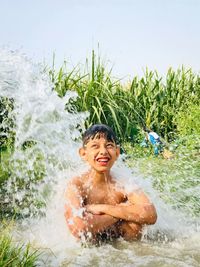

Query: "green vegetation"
left=1, top=51, right=200, bottom=148
left=0, top=97, right=15, bottom=150
left=49, top=52, right=200, bottom=142
left=0, top=225, right=39, bottom=267
left=125, top=134, right=200, bottom=217
left=0, top=147, right=47, bottom=219
left=175, top=104, right=200, bottom=136
left=0, top=149, right=11, bottom=186
left=48, top=51, right=200, bottom=217
left=0, top=51, right=199, bottom=213
left=0, top=51, right=200, bottom=264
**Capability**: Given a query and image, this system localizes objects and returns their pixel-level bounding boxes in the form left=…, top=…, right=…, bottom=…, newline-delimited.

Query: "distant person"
left=144, top=128, right=163, bottom=155
left=65, top=124, right=157, bottom=243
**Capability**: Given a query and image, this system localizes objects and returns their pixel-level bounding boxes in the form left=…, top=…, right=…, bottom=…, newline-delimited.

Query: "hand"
left=86, top=204, right=105, bottom=215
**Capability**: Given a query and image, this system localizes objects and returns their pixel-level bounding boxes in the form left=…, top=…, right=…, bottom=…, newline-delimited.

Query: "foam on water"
left=0, top=48, right=199, bottom=267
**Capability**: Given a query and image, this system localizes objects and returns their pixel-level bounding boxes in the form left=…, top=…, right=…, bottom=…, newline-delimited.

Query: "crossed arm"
left=86, top=191, right=157, bottom=225
left=65, top=180, right=157, bottom=239
left=65, top=180, right=118, bottom=238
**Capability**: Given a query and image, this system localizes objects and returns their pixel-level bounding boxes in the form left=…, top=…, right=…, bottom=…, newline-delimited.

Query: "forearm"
left=84, top=213, right=118, bottom=234
left=96, top=203, right=157, bottom=225
left=67, top=213, right=118, bottom=238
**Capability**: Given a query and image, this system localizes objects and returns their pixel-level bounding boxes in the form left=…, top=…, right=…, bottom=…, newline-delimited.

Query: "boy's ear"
left=116, top=145, right=120, bottom=158
left=79, top=147, right=87, bottom=160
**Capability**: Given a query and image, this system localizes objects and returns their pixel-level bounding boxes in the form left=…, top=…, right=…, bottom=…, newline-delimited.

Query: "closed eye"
left=106, top=143, right=115, bottom=148
left=91, top=144, right=98, bottom=149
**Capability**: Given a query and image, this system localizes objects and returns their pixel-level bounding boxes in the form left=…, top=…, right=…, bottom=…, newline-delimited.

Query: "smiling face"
left=79, top=135, right=120, bottom=174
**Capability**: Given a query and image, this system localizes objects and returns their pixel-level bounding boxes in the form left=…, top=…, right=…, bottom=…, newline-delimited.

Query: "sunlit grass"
left=0, top=223, right=40, bottom=267
left=48, top=52, right=200, bottom=143
left=124, top=134, right=200, bottom=217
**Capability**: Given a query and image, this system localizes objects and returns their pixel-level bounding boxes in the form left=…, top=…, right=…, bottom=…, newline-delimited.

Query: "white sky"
left=0, top=0, right=200, bottom=79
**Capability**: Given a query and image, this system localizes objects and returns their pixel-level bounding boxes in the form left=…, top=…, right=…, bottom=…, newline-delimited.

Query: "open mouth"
left=96, top=157, right=110, bottom=165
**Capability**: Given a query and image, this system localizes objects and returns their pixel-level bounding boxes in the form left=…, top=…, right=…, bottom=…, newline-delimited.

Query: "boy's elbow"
left=147, top=210, right=157, bottom=225
left=144, top=204, right=157, bottom=225
left=67, top=217, right=87, bottom=238
left=65, top=206, right=87, bottom=238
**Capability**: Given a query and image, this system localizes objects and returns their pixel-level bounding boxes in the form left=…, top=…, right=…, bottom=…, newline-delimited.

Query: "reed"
left=0, top=228, right=39, bottom=267
left=50, top=52, right=200, bottom=142
left=1, top=51, right=199, bottom=150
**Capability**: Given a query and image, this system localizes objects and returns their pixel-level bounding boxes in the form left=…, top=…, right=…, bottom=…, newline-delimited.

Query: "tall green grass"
left=0, top=225, right=39, bottom=267
left=49, top=51, right=200, bottom=142
left=49, top=51, right=136, bottom=142
left=0, top=52, right=199, bottom=265
left=1, top=51, right=199, bottom=147
left=1, top=52, right=199, bottom=213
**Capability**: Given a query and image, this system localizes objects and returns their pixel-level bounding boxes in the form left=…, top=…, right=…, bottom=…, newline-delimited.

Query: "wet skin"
left=65, top=136, right=157, bottom=242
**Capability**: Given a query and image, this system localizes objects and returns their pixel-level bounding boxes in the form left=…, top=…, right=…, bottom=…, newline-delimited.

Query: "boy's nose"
left=99, top=145, right=108, bottom=154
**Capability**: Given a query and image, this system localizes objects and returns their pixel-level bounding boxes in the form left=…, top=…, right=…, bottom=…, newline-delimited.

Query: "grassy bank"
left=0, top=224, right=39, bottom=267
left=124, top=134, right=200, bottom=217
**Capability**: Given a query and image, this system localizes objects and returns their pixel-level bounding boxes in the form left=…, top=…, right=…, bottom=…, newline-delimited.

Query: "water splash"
left=0, top=48, right=199, bottom=267
left=0, top=48, right=88, bottom=217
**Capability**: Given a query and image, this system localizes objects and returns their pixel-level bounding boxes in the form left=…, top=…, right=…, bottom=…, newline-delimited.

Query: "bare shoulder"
left=65, top=176, right=85, bottom=207
left=111, top=175, right=144, bottom=198
left=67, top=171, right=89, bottom=185
left=127, top=188, right=153, bottom=205
left=65, top=173, right=90, bottom=196
left=65, top=176, right=84, bottom=198
left=110, top=176, right=128, bottom=199
left=67, top=176, right=82, bottom=187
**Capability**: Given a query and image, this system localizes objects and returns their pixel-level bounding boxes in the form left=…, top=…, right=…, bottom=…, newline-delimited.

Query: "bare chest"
left=83, top=184, right=126, bottom=205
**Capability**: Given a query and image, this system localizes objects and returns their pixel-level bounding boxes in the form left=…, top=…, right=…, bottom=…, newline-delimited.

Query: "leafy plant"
left=175, top=104, right=200, bottom=136
left=0, top=226, right=39, bottom=267
left=49, top=52, right=200, bottom=143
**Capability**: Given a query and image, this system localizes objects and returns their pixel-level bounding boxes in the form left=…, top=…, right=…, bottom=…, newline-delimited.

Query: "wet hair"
left=82, top=124, right=118, bottom=146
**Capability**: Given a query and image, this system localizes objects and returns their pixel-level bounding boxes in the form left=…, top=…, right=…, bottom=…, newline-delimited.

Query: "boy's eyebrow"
left=87, top=139, right=115, bottom=143
left=83, top=140, right=116, bottom=147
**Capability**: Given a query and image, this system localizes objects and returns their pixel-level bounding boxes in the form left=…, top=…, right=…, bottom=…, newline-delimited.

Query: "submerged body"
left=65, top=124, right=157, bottom=243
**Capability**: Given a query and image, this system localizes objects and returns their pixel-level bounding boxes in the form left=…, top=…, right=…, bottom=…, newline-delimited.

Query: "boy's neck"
left=88, top=169, right=112, bottom=185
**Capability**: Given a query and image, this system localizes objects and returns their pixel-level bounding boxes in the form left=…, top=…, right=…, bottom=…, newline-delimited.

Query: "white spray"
left=0, top=48, right=199, bottom=267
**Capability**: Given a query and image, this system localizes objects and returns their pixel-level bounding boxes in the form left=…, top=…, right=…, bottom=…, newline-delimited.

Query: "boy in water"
left=65, top=124, right=157, bottom=242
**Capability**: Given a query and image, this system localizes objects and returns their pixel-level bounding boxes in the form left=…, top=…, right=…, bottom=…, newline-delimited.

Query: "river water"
left=0, top=48, right=199, bottom=267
